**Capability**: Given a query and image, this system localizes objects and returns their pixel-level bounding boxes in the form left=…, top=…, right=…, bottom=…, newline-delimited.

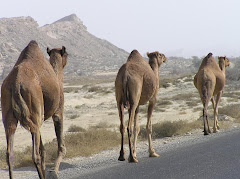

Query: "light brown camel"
left=115, top=50, right=166, bottom=162
left=1, top=40, right=68, bottom=179
left=194, top=53, right=230, bottom=135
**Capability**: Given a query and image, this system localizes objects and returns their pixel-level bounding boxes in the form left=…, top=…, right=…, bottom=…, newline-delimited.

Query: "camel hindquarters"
left=197, top=70, right=216, bottom=107
left=12, top=82, right=44, bottom=132
left=197, top=70, right=216, bottom=135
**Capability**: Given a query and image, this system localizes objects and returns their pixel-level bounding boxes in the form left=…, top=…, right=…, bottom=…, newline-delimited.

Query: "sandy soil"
left=0, top=76, right=203, bottom=151
left=0, top=75, right=239, bottom=179
left=0, top=75, right=236, bottom=151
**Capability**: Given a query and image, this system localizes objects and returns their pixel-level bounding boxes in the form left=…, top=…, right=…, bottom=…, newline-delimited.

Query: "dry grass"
left=68, top=114, right=79, bottom=119
left=0, top=127, right=120, bottom=169
left=219, top=104, right=240, bottom=119
left=139, top=120, right=202, bottom=139
left=68, top=125, right=86, bottom=132
left=64, top=76, right=115, bottom=86
left=75, top=105, right=81, bottom=109
left=171, top=93, right=198, bottom=101
left=159, top=78, right=176, bottom=88
left=0, top=149, right=6, bottom=169
left=65, top=128, right=120, bottom=158
left=63, top=87, right=80, bottom=93
left=88, top=86, right=112, bottom=95
left=186, top=100, right=200, bottom=107
left=156, top=100, right=173, bottom=107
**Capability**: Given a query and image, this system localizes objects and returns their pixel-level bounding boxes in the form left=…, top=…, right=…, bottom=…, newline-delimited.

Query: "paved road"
left=76, top=129, right=240, bottom=179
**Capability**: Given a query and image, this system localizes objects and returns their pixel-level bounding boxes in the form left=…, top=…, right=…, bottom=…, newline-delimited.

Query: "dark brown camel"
left=1, top=40, right=67, bottom=179
left=115, top=50, right=166, bottom=162
left=194, top=53, right=230, bottom=135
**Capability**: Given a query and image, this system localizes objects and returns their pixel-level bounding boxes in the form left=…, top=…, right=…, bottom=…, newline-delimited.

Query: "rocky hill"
left=0, top=14, right=128, bottom=79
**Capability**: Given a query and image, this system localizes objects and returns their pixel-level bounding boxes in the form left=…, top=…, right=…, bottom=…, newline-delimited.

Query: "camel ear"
left=47, top=47, right=51, bottom=56
left=147, top=52, right=150, bottom=57
left=61, top=46, right=66, bottom=56
left=207, top=53, right=212, bottom=58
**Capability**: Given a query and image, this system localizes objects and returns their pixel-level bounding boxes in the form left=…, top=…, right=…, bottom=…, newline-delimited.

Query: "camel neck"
left=51, top=64, right=64, bottom=82
left=149, top=62, right=160, bottom=86
left=219, top=63, right=226, bottom=77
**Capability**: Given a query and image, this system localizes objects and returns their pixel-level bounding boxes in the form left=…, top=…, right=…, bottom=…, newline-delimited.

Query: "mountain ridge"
left=0, top=14, right=128, bottom=79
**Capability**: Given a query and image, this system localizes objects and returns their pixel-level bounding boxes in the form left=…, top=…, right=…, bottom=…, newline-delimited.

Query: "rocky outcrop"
left=0, top=14, right=128, bottom=79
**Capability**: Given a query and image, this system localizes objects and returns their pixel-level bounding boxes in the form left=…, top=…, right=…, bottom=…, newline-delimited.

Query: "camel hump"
left=127, top=50, right=143, bottom=62
left=25, top=40, right=40, bottom=52
left=28, top=40, right=38, bottom=46
left=15, top=40, right=44, bottom=66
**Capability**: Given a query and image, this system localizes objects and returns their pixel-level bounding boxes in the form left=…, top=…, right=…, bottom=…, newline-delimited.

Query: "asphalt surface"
left=76, top=128, right=240, bottom=179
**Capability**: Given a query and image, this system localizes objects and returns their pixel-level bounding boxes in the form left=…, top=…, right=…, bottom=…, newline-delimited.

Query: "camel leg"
left=133, top=106, right=140, bottom=158
left=4, top=113, right=18, bottom=179
left=39, top=135, right=46, bottom=175
left=146, top=100, right=159, bottom=157
left=31, top=130, right=45, bottom=179
left=213, top=92, right=222, bottom=132
left=117, top=103, right=125, bottom=161
left=52, top=114, right=66, bottom=174
left=203, top=105, right=211, bottom=135
left=127, top=104, right=138, bottom=163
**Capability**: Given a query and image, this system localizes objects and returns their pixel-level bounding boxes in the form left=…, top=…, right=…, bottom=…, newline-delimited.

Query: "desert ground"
left=1, top=72, right=240, bottom=178
left=0, top=73, right=238, bottom=151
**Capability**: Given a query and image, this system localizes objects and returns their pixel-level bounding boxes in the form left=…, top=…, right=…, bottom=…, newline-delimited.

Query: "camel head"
left=147, top=51, right=166, bottom=67
left=218, top=56, right=230, bottom=68
left=47, top=46, right=68, bottom=69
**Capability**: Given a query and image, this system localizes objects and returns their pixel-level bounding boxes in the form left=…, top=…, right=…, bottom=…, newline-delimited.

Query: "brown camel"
left=115, top=50, right=166, bottom=162
left=1, top=40, right=68, bottom=179
left=194, top=53, right=230, bottom=135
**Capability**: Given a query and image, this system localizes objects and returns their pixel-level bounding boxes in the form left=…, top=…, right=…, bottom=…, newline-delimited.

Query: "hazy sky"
left=1, top=0, right=240, bottom=57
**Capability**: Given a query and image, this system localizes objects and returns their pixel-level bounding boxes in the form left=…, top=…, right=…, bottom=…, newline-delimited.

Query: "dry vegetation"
left=0, top=120, right=203, bottom=169
left=1, top=74, right=240, bottom=170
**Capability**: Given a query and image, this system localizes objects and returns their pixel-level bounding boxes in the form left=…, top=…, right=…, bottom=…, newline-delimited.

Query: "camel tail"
left=122, top=71, right=130, bottom=109
left=12, top=84, right=37, bottom=132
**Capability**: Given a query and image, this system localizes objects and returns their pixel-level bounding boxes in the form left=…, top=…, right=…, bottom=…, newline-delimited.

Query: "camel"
left=1, top=40, right=68, bottom=179
left=194, top=53, right=230, bottom=135
left=115, top=50, right=166, bottom=162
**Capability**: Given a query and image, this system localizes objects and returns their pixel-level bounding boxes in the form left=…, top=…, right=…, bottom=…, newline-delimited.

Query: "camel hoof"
left=204, top=132, right=209, bottom=136
left=128, top=156, right=138, bottom=163
left=118, top=155, right=125, bottom=161
left=46, top=170, right=58, bottom=179
left=213, top=129, right=219, bottom=133
left=149, top=152, right=160, bottom=157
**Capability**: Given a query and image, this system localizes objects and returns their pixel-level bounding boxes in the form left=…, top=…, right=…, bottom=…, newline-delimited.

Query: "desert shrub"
left=84, top=94, right=94, bottom=99
left=88, top=86, right=112, bottom=95
left=0, top=128, right=120, bottom=169
left=65, top=128, right=120, bottom=158
left=219, top=104, right=240, bottom=119
left=108, top=112, right=115, bottom=115
left=88, top=86, right=102, bottom=92
left=75, top=105, right=81, bottom=109
left=171, top=93, right=198, bottom=101
left=69, top=114, right=79, bottom=119
left=64, top=87, right=79, bottom=93
left=186, top=100, right=200, bottom=107
left=159, top=78, right=176, bottom=88
left=0, top=148, right=6, bottom=169
left=68, top=125, right=86, bottom=132
left=193, top=107, right=202, bottom=112
left=156, top=100, right=173, bottom=107
left=139, top=120, right=202, bottom=140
